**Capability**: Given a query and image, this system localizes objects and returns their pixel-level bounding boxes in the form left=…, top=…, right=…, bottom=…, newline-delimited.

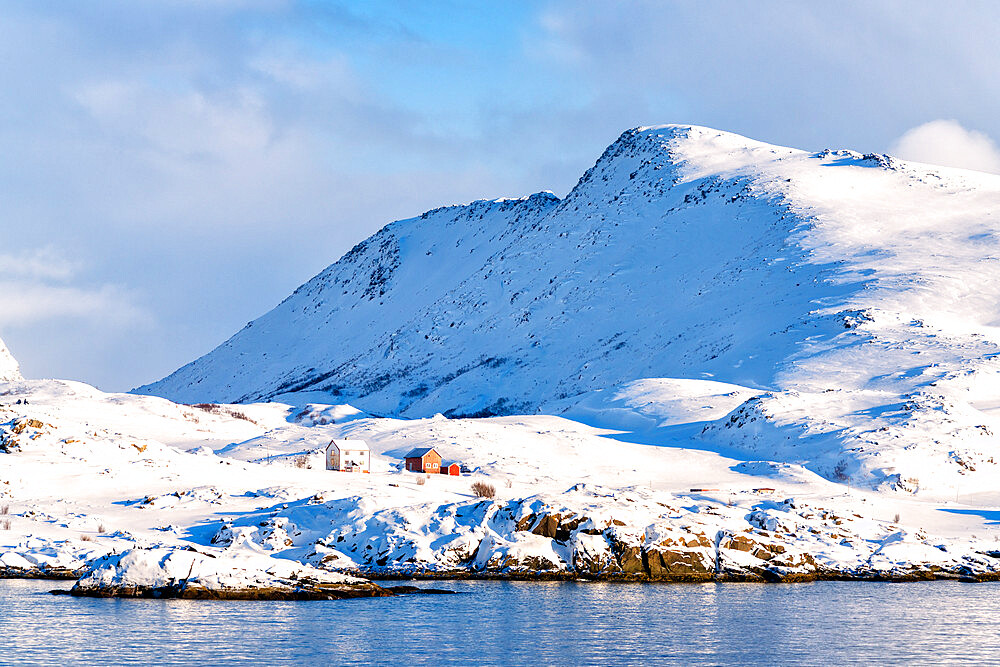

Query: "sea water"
left=2, top=579, right=998, bottom=665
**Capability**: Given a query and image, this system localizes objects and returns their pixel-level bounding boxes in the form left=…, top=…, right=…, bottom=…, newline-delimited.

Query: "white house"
left=326, top=439, right=371, bottom=473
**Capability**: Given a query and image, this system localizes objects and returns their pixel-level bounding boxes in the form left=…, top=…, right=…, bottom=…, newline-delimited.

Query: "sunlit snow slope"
left=0, top=337, right=22, bottom=382
left=138, top=125, right=1000, bottom=490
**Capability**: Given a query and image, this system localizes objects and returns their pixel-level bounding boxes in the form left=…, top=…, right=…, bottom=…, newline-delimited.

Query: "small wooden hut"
left=404, top=447, right=441, bottom=473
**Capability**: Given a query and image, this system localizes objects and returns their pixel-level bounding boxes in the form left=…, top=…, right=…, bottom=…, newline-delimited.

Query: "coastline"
left=8, top=565, right=1000, bottom=589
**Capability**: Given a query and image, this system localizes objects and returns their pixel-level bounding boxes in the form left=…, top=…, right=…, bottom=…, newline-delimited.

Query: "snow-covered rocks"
left=701, top=386, right=1000, bottom=493
left=0, top=536, right=102, bottom=579
left=291, top=403, right=368, bottom=427
left=210, top=516, right=299, bottom=551
left=289, top=484, right=1000, bottom=583
left=0, top=417, right=50, bottom=453
left=70, top=547, right=388, bottom=600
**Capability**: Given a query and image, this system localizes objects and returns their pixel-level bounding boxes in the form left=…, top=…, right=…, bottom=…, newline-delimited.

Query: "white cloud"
left=0, top=281, right=148, bottom=328
left=527, top=2, right=1000, bottom=156
left=890, top=120, right=1000, bottom=174
left=0, top=249, right=149, bottom=328
left=0, top=247, right=82, bottom=281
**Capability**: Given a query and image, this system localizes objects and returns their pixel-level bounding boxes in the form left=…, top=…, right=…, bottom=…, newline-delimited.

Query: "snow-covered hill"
left=5, top=379, right=1000, bottom=586
left=137, top=124, right=1000, bottom=492
left=0, top=337, right=22, bottom=382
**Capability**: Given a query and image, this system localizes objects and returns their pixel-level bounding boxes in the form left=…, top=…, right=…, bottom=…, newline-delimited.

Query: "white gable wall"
left=326, top=439, right=370, bottom=472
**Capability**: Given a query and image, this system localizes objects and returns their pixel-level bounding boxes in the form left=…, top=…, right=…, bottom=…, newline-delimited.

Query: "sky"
left=3, top=0, right=1000, bottom=391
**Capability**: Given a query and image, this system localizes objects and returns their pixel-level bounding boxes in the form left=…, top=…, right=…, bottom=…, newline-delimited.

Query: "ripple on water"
left=2, top=579, right=999, bottom=665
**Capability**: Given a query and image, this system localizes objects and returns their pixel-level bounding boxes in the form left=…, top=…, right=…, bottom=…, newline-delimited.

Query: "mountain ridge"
left=136, top=123, right=1000, bottom=417
left=136, top=125, right=823, bottom=410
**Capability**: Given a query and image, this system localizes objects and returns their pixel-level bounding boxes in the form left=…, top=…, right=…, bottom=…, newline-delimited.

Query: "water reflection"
left=2, top=579, right=999, bottom=665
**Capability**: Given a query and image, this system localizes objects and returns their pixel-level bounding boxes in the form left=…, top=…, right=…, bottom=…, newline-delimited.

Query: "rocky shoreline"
left=48, top=578, right=456, bottom=600
left=2, top=566, right=80, bottom=580
left=57, top=547, right=398, bottom=601
left=360, top=567, right=1000, bottom=584
left=64, top=581, right=392, bottom=601
left=9, top=486, right=1000, bottom=595
left=7, top=563, right=1000, bottom=593
left=288, top=487, right=1000, bottom=588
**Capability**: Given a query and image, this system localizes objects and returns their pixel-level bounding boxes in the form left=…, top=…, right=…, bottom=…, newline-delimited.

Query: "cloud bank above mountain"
left=891, top=120, right=1000, bottom=174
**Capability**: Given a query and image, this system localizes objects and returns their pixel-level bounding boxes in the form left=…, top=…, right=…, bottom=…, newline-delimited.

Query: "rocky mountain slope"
left=137, top=124, right=1000, bottom=492
left=135, top=125, right=849, bottom=414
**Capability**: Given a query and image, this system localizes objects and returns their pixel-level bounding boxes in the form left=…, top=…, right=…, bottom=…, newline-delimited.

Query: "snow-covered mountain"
left=138, top=125, right=1000, bottom=491
left=0, top=337, right=22, bottom=382
left=133, top=125, right=856, bottom=412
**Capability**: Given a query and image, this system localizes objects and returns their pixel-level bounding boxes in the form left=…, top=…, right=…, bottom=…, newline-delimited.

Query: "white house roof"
left=327, top=439, right=369, bottom=452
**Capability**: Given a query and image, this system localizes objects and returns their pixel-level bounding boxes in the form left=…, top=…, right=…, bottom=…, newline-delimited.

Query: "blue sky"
left=2, top=0, right=1000, bottom=390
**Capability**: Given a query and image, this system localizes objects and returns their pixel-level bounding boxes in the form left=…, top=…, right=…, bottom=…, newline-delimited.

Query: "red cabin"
left=440, top=461, right=461, bottom=476
left=404, top=447, right=441, bottom=473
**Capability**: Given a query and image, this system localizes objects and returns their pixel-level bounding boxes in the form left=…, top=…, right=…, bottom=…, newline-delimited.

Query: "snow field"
left=3, top=378, right=1000, bottom=585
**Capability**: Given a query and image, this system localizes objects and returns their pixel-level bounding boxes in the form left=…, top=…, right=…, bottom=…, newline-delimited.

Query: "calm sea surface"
left=2, top=579, right=999, bottom=666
